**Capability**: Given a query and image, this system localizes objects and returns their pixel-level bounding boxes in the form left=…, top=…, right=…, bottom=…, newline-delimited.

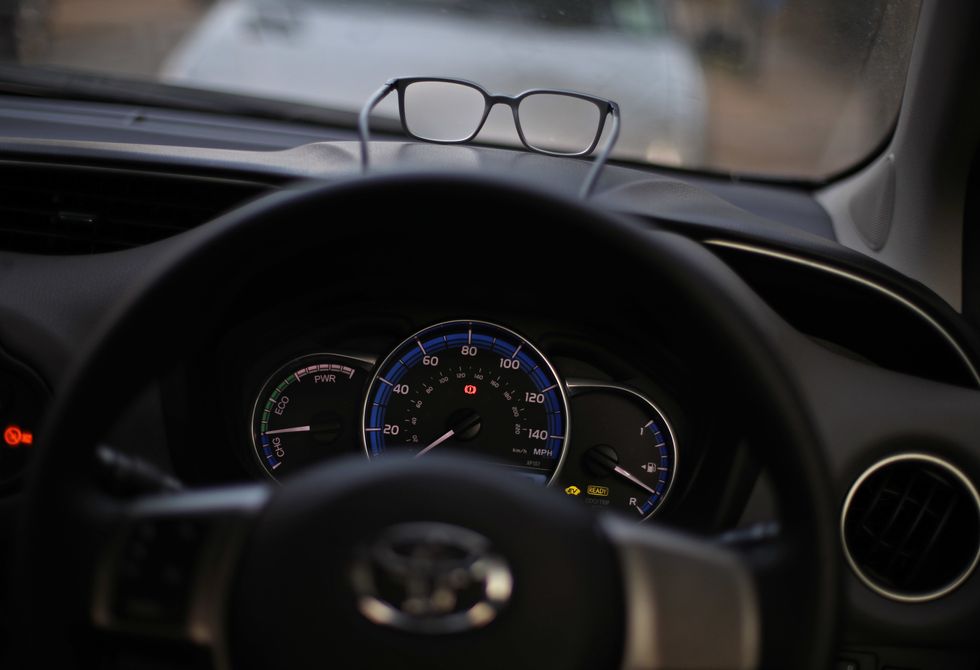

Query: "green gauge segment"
left=251, top=353, right=369, bottom=480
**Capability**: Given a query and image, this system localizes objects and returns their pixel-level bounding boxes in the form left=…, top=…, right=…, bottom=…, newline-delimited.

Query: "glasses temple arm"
left=358, top=81, right=397, bottom=173
left=579, top=103, right=621, bottom=199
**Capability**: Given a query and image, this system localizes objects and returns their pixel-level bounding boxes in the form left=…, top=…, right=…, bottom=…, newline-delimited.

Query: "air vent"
left=0, top=164, right=272, bottom=254
left=842, top=453, right=980, bottom=602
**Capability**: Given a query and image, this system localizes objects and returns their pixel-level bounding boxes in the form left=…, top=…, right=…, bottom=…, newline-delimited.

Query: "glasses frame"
left=358, top=76, right=621, bottom=198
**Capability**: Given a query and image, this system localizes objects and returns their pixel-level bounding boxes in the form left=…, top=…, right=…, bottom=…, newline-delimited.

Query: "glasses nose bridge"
left=486, top=93, right=520, bottom=113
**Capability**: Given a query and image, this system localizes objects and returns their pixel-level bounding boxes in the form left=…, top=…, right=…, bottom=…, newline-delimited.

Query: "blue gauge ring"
left=362, top=319, right=570, bottom=485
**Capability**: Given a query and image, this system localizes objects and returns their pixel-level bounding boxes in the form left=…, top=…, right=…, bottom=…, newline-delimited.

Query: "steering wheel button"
left=111, top=517, right=211, bottom=626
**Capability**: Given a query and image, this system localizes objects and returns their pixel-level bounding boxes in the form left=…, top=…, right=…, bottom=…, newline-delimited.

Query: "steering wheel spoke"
left=92, top=485, right=269, bottom=654
left=601, top=516, right=760, bottom=670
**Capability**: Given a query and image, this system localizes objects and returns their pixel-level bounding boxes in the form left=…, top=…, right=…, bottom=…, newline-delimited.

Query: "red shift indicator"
left=463, top=384, right=478, bottom=395
left=4, top=425, right=32, bottom=447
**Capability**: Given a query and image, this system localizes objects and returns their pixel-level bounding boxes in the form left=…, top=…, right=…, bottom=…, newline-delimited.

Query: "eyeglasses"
left=358, top=76, right=620, bottom=198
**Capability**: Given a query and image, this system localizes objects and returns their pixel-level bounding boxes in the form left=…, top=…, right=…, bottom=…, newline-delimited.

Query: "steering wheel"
left=12, top=174, right=838, bottom=669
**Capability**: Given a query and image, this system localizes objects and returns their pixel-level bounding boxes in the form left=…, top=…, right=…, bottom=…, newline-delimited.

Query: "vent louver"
left=0, top=165, right=271, bottom=254
left=842, top=454, right=980, bottom=602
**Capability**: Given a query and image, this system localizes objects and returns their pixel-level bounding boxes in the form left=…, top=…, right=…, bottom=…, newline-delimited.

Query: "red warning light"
left=464, top=384, right=478, bottom=395
left=3, top=426, right=32, bottom=447
left=4, top=425, right=23, bottom=447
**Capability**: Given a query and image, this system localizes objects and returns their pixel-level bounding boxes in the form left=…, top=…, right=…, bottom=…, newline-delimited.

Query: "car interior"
left=0, top=1, right=978, bottom=669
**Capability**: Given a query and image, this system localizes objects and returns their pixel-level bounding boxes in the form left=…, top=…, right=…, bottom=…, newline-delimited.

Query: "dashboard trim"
left=703, top=239, right=980, bottom=387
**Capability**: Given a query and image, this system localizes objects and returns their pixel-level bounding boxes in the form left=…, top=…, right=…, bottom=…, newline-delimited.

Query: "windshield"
left=2, top=0, right=921, bottom=180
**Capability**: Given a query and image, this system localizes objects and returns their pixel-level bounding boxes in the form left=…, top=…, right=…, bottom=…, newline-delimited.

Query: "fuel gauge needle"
left=612, top=465, right=658, bottom=497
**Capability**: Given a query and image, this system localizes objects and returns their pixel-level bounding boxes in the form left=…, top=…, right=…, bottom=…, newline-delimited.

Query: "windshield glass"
left=1, top=0, right=921, bottom=180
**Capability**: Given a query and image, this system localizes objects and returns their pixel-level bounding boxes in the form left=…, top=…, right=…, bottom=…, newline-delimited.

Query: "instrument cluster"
left=242, top=317, right=680, bottom=521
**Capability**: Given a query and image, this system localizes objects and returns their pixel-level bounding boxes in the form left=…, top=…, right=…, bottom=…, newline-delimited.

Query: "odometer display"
left=363, top=320, right=569, bottom=484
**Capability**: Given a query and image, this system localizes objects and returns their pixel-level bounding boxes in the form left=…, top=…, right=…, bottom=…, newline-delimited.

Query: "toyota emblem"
left=350, top=522, right=513, bottom=634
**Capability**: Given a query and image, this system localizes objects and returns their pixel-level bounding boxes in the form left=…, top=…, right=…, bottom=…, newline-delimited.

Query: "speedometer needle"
left=613, top=465, right=658, bottom=497
left=415, top=428, right=456, bottom=458
left=415, top=410, right=482, bottom=458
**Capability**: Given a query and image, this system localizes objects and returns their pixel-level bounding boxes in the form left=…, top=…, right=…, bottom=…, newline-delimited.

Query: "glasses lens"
left=403, top=81, right=486, bottom=142
left=518, top=94, right=602, bottom=155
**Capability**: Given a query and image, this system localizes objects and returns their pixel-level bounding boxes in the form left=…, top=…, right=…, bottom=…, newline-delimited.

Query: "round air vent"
left=842, top=453, right=980, bottom=602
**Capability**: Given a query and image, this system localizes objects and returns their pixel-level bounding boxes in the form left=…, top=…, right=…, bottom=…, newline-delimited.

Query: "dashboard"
left=0, top=91, right=979, bottom=670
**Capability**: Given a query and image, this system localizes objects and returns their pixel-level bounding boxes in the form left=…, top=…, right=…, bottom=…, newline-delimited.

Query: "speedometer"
left=362, top=320, right=569, bottom=484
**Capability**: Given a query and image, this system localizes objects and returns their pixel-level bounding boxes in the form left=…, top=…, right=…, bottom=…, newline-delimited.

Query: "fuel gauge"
left=557, top=382, right=677, bottom=521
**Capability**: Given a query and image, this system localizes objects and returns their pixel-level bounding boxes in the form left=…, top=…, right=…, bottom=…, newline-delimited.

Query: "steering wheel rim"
left=14, top=172, right=838, bottom=669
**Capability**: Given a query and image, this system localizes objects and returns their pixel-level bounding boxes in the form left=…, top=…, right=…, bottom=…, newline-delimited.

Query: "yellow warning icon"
left=564, top=485, right=581, bottom=496
left=587, top=485, right=609, bottom=497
